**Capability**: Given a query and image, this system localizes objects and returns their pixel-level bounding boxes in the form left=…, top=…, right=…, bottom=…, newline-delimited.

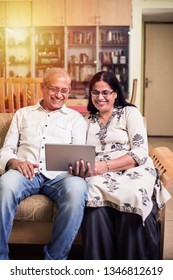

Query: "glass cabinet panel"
left=34, top=27, right=64, bottom=77
left=67, top=26, right=97, bottom=99
left=6, top=27, right=32, bottom=78
left=99, top=26, right=129, bottom=98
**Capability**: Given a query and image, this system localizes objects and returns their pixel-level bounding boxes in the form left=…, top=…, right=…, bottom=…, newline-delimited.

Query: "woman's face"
left=91, top=80, right=117, bottom=114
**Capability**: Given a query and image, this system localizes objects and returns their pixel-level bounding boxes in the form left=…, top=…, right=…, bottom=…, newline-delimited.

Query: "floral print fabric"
left=85, top=106, right=171, bottom=222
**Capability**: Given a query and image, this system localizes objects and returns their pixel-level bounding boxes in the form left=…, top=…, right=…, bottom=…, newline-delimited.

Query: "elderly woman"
left=71, top=71, right=171, bottom=260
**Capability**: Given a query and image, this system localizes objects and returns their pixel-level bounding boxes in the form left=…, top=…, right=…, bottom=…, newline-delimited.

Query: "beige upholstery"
left=149, top=147, right=173, bottom=259
left=0, top=113, right=56, bottom=243
left=0, top=113, right=172, bottom=257
left=0, top=113, right=82, bottom=245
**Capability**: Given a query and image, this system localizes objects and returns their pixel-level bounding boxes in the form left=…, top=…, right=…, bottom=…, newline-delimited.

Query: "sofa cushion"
left=0, top=113, right=14, bottom=174
left=0, top=114, right=57, bottom=223
left=0, top=113, right=14, bottom=149
left=15, top=195, right=56, bottom=222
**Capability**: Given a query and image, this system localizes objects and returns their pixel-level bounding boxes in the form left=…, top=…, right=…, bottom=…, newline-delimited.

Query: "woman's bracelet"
left=104, top=159, right=110, bottom=172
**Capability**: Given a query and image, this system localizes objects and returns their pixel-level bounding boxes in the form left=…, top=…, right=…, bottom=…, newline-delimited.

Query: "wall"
left=129, top=0, right=173, bottom=112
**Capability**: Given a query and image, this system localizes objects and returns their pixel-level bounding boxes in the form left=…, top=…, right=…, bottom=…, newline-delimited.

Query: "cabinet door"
left=99, top=0, right=131, bottom=26
left=34, top=27, right=64, bottom=77
left=32, top=0, right=65, bottom=26
left=0, top=2, right=5, bottom=27
left=6, top=2, right=31, bottom=27
left=66, top=0, right=99, bottom=26
left=99, top=26, right=129, bottom=97
left=6, top=27, right=32, bottom=78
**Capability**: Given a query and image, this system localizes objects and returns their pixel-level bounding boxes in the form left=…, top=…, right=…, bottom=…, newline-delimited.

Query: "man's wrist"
left=6, top=159, right=19, bottom=170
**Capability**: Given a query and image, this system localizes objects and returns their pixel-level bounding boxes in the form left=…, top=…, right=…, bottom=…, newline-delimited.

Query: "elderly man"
left=0, top=68, right=87, bottom=260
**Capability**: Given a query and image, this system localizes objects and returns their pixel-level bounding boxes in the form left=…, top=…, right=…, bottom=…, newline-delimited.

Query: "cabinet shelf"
left=38, top=55, right=59, bottom=58
left=35, top=27, right=64, bottom=77
left=8, top=62, right=30, bottom=65
left=101, top=44, right=128, bottom=48
left=7, top=44, right=29, bottom=48
left=69, top=44, right=96, bottom=48
left=1, top=25, right=130, bottom=97
left=36, top=62, right=63, bottom=66
left=69, top=62, right=96, bottom=66
left=102, top=63, right=127, bottom=66
left=36, top=44, right=62, bottom=48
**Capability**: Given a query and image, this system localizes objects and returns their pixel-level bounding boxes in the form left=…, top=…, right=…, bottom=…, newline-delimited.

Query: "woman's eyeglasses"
left=91, top=90, right=114, bottom=96
left=44, top=83, right=69, bottom=95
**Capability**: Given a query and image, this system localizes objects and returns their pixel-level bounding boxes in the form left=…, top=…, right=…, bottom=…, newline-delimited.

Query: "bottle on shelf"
left=120, top=50, right=126, bottom=64
left=111, top=51, right=118, bottom=64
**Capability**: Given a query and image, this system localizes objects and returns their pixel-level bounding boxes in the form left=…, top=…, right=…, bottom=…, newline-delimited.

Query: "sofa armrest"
left=149, top=147, right=173, bottom=187
left=149, top=146, right=173, bottom=259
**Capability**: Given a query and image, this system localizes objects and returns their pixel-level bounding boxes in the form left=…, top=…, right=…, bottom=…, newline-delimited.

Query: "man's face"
left=41, top=73, right=71, bottom=112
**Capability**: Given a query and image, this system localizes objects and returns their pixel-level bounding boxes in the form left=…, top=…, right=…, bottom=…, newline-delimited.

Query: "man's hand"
left=69, top=159, right=93, bottom=178
left=7, top=159, right=39, bottom=180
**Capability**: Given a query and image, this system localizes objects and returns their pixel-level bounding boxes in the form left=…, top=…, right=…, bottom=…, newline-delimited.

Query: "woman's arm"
left=69, top=153, right=137, bottom=178
left=94, top=153, right=137, bottom=175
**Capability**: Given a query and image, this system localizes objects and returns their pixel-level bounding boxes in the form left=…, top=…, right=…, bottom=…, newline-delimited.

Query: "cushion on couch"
left=15, top=195, right=57, bottom=222
left=0, top=113, right=57, bottom=223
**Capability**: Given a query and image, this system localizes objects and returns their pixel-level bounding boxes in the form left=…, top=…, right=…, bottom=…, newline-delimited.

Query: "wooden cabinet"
left=66, top=0, right=99, bottom=26
left=99, top=0, right=131, bottom=26
left=0, top=27, right=5, bottom=77
left=67, top=26, right=97, bottom=98
left=5, top=1, right=31, bottom=27
left=6, top=27, right=33, bottom=78
left=2, top=25, right=130, bottom=94
left=0, top=0, right=131, bottom=88
left=66, top=0, right=131, bottom=26
left=0, top=2, right=5, bottom=27
left=1, top=0, right=131, bottom=27
left=99, top=26, right=129, bottom=97
left=66, top=26, right=129, bottom=99
left=32, top=0, right=65, bottom=26
left=34, top=27, right=64, bottom=77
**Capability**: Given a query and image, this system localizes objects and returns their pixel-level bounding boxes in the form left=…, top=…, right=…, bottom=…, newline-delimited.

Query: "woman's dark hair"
left=87, top=71, right=134, bottom=113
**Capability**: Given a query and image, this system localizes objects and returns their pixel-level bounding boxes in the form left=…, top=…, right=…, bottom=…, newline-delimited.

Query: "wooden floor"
left=9, top=137, right=173, bottom=260
left=148, top=136, right=173, bottom=152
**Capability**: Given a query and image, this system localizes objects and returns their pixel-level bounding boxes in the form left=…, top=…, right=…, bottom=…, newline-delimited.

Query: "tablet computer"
left=45, top=144, right=95, bottom=171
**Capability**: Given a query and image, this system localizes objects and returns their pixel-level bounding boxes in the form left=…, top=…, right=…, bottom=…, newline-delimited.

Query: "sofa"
left=0, top=113, right=81, bottom=245
left=0, top=113, right=173, bottom=257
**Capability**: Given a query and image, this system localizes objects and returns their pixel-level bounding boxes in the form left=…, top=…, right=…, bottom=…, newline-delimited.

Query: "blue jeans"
left=0, top=170, right=87, bottom=260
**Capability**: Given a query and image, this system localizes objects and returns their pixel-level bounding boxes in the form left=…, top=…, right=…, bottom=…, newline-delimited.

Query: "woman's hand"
left=93, top=161, right=108, bottom=175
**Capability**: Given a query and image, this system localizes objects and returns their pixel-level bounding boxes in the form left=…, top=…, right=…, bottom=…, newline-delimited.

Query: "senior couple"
left=0, top=67, right=171, bottom=260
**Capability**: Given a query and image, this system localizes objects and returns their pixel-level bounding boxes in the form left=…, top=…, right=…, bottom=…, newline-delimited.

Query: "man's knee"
left=0, top=170, right=25, bottom=197
left=61, top=177, right=87, bottom=206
